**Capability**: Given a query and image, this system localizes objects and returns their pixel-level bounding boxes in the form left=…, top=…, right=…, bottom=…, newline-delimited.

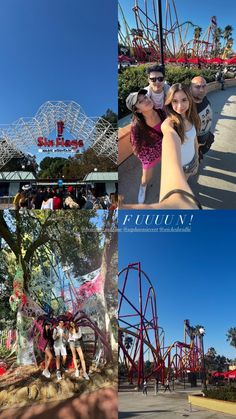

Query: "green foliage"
left=204, top=385, right=236, bottom=402
left=118, top=65, right=147, bottom=118
left=227, top=328, right=236, bottom=349
left=38, top=149, right=117, bottom=180
left=205, top=347, right=231, bottom=372
left=118, top=65, right=217, bottom=119
left=0, top=346, right=12, bottom=359
left=63, top=148, right=117, bottom=179
left=0, top=210, right=103, bottom=285
left=101, top=109, right=118, bottom=128
left=39, top=157, right=68, bottom=178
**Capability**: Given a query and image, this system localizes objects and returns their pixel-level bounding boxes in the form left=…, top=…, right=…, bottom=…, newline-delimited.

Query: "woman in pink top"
left=126, top=89, right=166, bottom=203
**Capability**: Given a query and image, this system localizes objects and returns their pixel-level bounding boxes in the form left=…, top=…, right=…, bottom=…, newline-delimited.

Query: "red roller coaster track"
left=118, top=262, right=204, bottom=387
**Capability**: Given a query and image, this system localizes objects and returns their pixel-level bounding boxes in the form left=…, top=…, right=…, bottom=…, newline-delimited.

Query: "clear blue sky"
left=118, top=210, right=236, bottom=360
left=119, top=0, right=236, bottom=51
left=0, top=0, right=117, bottom=125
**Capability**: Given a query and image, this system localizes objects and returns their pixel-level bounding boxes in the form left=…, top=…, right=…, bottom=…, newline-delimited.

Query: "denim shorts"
left=69, top=340, right=81, bottom=349
left=183, top=153, right=199, bottom=176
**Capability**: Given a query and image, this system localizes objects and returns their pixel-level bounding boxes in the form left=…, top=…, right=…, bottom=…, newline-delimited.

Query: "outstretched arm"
left=120, top=120, right=200, bottom=209
left=159, top=122, right=194, bottom=202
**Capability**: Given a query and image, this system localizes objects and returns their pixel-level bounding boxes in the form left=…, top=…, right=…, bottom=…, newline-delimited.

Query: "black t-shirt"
left=196, top=96, right=213, bottom=138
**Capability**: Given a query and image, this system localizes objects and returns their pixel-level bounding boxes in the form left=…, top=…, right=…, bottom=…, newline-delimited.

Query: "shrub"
left=0, top=346, right=11, bottom=358
left=204, top=385, right=236, bottom=402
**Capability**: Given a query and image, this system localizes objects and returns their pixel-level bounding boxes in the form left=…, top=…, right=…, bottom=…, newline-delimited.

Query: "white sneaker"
left=75, top=369, right=80, bottom=378
left=42, top=369, right=50, bottom=378
left=56, top=370, right=62, bottom=380
left=83, top=372, right=90, bottom=380
left=138, top=185, right=147, bottom=204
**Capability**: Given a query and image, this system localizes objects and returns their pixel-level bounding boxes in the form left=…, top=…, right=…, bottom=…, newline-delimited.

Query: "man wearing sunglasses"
left=190, top=76, right=214, bottom=160
left=145, top=64, right=170, bottom=110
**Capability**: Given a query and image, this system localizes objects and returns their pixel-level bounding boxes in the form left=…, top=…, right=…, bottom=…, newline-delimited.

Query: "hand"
left=118, top=195, right=124, bottom=208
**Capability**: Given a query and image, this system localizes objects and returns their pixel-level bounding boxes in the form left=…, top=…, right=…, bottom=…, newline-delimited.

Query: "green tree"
left=227, top=327, right=236, bottom=349
left=0, top=210, right=103, bottom=364
left=101, top=109, right=118, bottom=129
left=213, top=27, right=222, bottom=57
left=222, top=25, right=234, bottom=57
left=222, top=25, right=233, bottom=46
left=63, top=148, right=117, bottom=179
left=124, top=336, right=133, bottom=350
left=38, top=157, right=67, bottom=178
left=193, top=26, right=202, bottom=57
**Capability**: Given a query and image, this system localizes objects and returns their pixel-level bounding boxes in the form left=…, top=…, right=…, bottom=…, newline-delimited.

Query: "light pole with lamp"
left=157, top=0, right=165, bottom=74
left=199, top=327, right=207, bottom=391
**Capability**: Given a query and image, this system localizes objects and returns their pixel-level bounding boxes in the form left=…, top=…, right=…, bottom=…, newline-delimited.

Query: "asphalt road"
left=119, top=389, right=234, bottom=419
left=119, top=86, right=236, bottom=209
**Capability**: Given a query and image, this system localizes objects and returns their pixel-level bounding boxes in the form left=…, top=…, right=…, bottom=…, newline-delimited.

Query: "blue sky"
left=119, top=0, right=236, bottom=52
left=118, top=210, right=236, bottom=359
left=0, top=0, right=117, bottom=125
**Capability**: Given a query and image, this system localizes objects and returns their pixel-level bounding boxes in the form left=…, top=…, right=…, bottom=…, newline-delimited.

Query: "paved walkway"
left=119, top=86, right=236, bottom=209
left=119, top=389, right=234, bottom=419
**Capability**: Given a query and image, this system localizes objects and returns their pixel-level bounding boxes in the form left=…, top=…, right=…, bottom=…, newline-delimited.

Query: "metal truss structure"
left=0, top=100, right=117, bottom=169
left=118, top=262, right=203, bottom=386
left=119, top=1, right=221, bottom=62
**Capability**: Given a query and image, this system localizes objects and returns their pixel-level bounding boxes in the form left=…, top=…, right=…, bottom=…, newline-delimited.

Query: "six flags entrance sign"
left=0, top=100, right=117, bottom=168
left=37, top=120, right=84, bottom=152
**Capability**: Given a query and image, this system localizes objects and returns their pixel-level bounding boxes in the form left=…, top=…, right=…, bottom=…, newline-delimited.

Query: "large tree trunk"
left=16, top=309, right=36, bottom=365
left=10, top=261, right=37, bottom=366
left=100, top=211, right=117, bottom=352
left=99, top=288, right=117, bottom=352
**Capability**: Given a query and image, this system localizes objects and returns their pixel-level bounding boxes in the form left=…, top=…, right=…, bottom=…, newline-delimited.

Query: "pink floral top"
left=130, top=109, right=165, bottom=168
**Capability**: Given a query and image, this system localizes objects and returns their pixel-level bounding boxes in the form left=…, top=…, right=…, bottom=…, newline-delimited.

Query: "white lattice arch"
left=0, top=100, right=117, bottom=168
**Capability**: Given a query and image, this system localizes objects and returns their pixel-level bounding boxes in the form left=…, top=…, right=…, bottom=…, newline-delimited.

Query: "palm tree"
left=124, top=336, right=133, bottom=350
left=226, top=327, right=236, bottom=349
left=222, top=25, right=233, bottom=51
left=194, top=26, right=202, bottom=57
left=194, top=26, right=202, bottom=40
left=213, top=27, right=222, bottom=57
left=223, top=25, right=233, bottom=42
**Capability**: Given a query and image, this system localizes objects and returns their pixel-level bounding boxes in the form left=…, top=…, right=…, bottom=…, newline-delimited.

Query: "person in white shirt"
left=53, top=320, right=68, bottom=380
left=41, top=192, right=54, bottom=210
left=68, top=321, right=89, bottom=380
left=162, top=83, right=201, bottom=179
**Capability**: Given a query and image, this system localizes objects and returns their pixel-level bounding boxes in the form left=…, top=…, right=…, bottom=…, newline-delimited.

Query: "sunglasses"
left=149, top=76, right=164, bottom=82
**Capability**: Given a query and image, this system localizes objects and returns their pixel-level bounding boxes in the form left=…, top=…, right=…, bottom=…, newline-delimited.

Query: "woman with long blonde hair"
left=162, top=83, right=201, bottom=178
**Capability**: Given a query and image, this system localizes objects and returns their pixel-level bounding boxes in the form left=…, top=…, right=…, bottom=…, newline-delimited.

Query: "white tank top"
left=181, top=125, right=196, bottom=166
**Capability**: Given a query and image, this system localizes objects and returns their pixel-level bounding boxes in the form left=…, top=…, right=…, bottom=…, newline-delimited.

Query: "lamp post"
left=157, top=0, right=165, bottom=73
left=199, top=327, right=207, bottom=391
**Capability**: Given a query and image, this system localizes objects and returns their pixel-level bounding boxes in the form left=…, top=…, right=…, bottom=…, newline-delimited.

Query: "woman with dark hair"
left=42, top=322, right=54, bottom=378
left=41, top=192, right=54, bottom=210
left=163, top=83, right=201, bottom=179
left=68, top=321, right=89, bottom=380
left=126, top=89, right=166, bottom=203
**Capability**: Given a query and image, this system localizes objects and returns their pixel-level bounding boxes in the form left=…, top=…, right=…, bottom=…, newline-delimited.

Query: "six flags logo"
left=37, top=121, right=84, bottom=151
